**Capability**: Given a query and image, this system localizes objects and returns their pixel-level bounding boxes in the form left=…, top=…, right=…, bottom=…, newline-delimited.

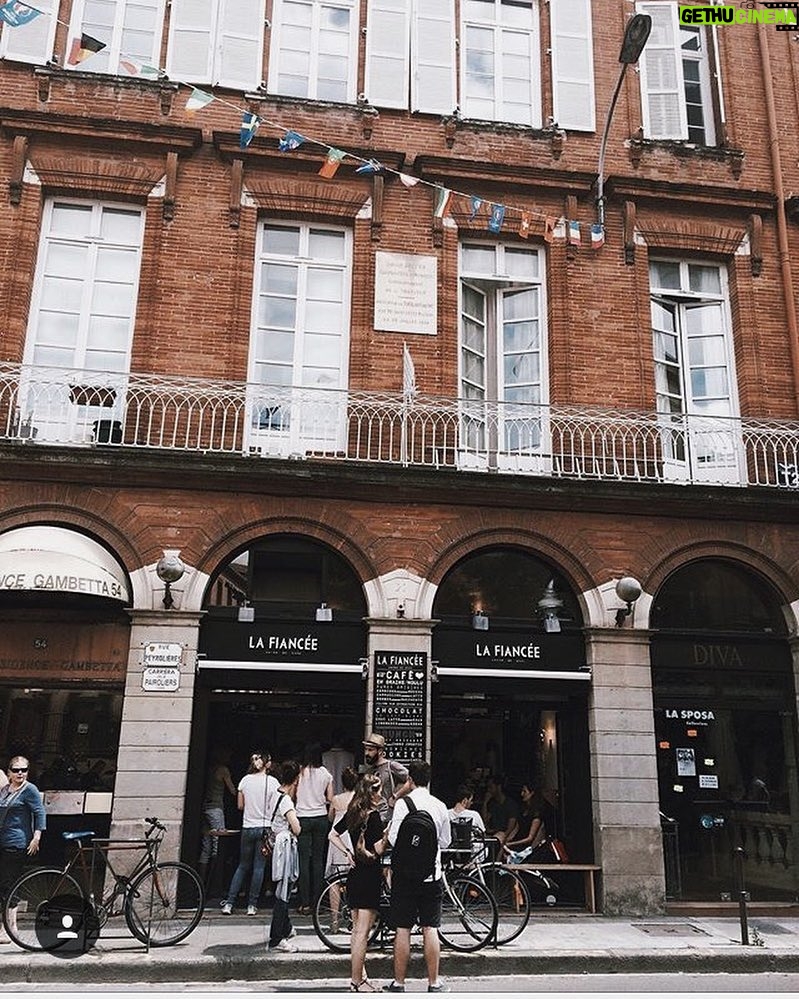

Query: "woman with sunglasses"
left=220, top=750, right=278, bottom=915
left=0, top=756, right=46, bottom=945
left=328, top=774, right=388, bottom=992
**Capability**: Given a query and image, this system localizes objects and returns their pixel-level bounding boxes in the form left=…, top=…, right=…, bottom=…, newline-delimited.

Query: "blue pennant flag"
left=355, top=159, right=383, bottom=175
left=240, top=111, right=260, bottom=149
left=469, top=196, right=483, bottom=220
left=0, top=2, right=41, bottom=26
left=278, top=129, right=305, bottom=152
left=487, top=204, right=506, bottom=234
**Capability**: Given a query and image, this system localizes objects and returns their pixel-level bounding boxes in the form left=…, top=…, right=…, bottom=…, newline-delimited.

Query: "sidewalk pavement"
left=4, top=907, right=799, bottom=985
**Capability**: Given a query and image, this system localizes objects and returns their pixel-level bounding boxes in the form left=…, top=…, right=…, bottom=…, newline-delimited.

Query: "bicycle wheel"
left=124, top=862, right=204, bottom=946
left=438, top=874, right=497, bottom=953
left=478, top=864, right=530, bottom=945
left=313, top=874, right=385, bottom=953
left=3, top=868, right=83, bottom=951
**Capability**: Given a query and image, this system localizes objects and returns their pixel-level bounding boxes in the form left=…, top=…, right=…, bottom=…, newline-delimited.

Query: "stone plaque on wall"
left=374, top=252, right=437, bottom=335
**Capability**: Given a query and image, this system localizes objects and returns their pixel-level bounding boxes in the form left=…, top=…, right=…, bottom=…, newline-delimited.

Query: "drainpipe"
left=758, top=25, right=799, bottom=411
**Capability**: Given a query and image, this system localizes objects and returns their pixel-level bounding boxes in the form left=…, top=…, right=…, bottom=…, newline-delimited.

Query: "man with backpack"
left=383, top=759, right=451, bottom=994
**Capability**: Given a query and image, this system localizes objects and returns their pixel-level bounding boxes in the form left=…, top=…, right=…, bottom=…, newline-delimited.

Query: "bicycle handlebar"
left=145, top=816, right=166, bottom=832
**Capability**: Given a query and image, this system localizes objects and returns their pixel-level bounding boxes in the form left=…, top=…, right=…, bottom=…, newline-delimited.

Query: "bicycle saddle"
left=62, top=830, right=96, bottom=840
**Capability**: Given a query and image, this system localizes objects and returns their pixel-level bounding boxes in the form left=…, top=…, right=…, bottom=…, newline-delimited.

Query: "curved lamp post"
left=596, top=13, right=652, bottom=231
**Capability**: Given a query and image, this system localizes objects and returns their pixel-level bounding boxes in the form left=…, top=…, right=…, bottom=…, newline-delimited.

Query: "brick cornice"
left=413, top=155, right=596, bottom=195
left=0, top=109, right=203, bottom=154
left=605, top=175, right=775, bottom=213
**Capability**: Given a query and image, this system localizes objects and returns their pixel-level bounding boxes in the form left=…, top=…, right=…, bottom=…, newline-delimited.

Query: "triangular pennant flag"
left=67, top=33, right=107, bottom=66
left=568, top=220, right=581, bottom=247
left=487, top=204, right=506, bottom=234
left=240, top=111, right=260, bottom=149
left=590, top=223, right=605, bottom=250
left=434, top=187, right=452, bottom=218
left=319, top=148, right=346, bottom=178
left=119, top=57, right=160, bottom=79
left=278, top=129, right=305, bottom=152
left=0, top=2, right=41, bottom=27
left=355, top=159, right=383, bottom=175
left=553, top=217, right=567, bottom=243
left=185, top=88, right=214, bottom=113
left=544, top=217, right=556, bottom=243
left=519, top=211, right=532, bottom=239
left=469, top=196, right=483, bottom=220
left=399, top=173, right=420, bottom=188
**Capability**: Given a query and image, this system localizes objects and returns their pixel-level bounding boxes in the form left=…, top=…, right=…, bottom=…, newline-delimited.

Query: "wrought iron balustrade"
left=2, top=362, right=799, bottom=490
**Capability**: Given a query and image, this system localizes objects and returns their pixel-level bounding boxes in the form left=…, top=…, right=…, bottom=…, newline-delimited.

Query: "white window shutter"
left=166, top=0, right=218, bottom=84
left=0, top=0, right=57, bottom=65
left=411, top=0, right=456, bottom=115
left=550, top=0, right=595, bottom=131
left=216, top=0, right=266, bottom=89
left=365, top=0, right=411, bottom=109
left=637, top=2, right=688, bottom=140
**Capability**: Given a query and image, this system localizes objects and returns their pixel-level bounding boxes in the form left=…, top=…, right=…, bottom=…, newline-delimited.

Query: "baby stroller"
left=505, top=837, right=565, bottom=906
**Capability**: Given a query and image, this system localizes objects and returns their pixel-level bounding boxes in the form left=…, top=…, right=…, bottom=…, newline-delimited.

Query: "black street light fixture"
left=596, top=13, right=652, bottom=232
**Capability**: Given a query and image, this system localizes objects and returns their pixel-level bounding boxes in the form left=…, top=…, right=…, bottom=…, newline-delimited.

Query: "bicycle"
left=2, top=816, right=205, bottom=951
left=314, top=855, right=498, bottom=954
left=445, top=829, right=532, bottom=945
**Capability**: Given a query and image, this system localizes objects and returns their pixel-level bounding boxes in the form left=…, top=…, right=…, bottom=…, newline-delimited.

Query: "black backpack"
left=391, top=797, right=438, bottom=883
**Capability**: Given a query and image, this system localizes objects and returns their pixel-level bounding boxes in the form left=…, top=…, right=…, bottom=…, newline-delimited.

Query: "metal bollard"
left=733, top=846, right=750, bottom=945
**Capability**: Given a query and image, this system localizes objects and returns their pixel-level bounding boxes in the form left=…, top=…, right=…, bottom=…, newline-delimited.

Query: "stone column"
left=586, top=627, right=664, bottom=914
left=109, top=610, right=203, bottom=862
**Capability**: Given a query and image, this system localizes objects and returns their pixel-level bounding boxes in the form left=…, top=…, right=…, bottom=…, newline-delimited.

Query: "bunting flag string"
left=2, top=2, right=603, bottom=246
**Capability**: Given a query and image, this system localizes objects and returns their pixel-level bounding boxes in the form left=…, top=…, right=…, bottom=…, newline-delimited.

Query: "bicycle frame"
left=60, top=822, right=164, bottom=921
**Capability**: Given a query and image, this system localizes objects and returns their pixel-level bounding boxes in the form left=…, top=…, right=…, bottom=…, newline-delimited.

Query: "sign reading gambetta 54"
left=201, top=619, right=366, bottom=664
left=434, top=628, right=585, bottom=671
left=0, top=570, right=124, bottom=599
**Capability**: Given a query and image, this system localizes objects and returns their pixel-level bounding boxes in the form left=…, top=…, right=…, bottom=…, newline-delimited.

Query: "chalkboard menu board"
left=372, top=650, right=427, bottom=763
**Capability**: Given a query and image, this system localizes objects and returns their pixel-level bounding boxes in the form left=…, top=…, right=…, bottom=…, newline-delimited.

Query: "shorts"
left=389, top=878, right=443, bottom=929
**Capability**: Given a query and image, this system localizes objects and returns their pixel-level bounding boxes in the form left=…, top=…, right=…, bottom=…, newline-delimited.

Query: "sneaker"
left=270, top=939, right=298, bottom=952
left=246, top=905, right=257, bottom=915
left=286, top=927, right=297, bottom=939
left=428, top=984, right=449, bottom=993
left=220, top=902, right=233, bottom=915
left=383, top=984, right=405, bottom=993
left=0, top=931, right=11, bottom=945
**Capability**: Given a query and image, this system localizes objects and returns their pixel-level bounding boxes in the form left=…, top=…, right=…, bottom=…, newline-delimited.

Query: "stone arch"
left=418, top=527, right=597, bottom=623
left=644, top=541, right=799, bottom=635
left=183, top=514, right=379, bottom=614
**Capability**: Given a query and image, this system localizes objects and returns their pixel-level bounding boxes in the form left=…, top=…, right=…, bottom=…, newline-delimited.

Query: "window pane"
left=688, top=265, right=721, bottom=295
left=691, top=367, right=729, bottom=398
left=304, top=299, right=343, bottom=333
left=306, top=268, right=343, bottom=299
left=44, top=243, right=89, bottom=278
left=84, top=349, right=127, bottom=372
left=91, top=282, right=135, bottom=317
left=504, top=352, right=539, bottom=385
left=35, top=312, right=80, bottom=347
left=462, top=244, right=496, bottom=275
left=462, top=319, right=484, bottom=352
left=309, top=229, right=346, bottom=261
left=303, top=332, right=341, bottom=367
left=654, top=331, right=679, bottom=364
left=264, top=226, right=300, bottom=257
left=650, top=261, right=681, bottom=290
left=263, top=263, right=298, bottom=296
left=462, top=349, right=484, bottom=384
left=101, top=209, right=141, bottom=244
left=686, top=303, right=723, bottom=334
left=256, top=330, right=294, bottom=363
left=504, top=320, right=538, bottom=353
left=255, top=362, right=293, bottom=386
left=50, top=204, right=93, bottom=237
left=652, top=301, right=677, bottom=333
left=260, top=296, right=297, bottom=329
left=688, top=335, right=726, bottom=367
left=40, top=277, right=83, bottom=312
left=503, top=288, right=536, bottom=321
left=505, top=248, right=538, bottom=279
left=32, top=345, right=78, bottom=367
left=95, top=247, right=138, bottom=282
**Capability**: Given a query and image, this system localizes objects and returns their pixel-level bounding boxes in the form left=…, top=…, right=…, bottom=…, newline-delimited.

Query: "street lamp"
left=596, top=13, right=652, bottom=231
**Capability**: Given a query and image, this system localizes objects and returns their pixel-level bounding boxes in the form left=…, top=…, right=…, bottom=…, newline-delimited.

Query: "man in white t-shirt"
left=385, top=760, right=451, bottom=994
left=221, top=751, right=279, bottom=915
left=447, top=784, right=486, bottom=861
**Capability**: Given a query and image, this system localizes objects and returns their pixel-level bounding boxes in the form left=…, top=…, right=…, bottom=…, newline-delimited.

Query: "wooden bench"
left=506, top=863, right=602, bottom=913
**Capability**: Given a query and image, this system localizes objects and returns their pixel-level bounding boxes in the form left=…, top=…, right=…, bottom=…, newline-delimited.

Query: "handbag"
left=354, top=811, right=379, bottom=865
left=261, top=792, right=284, bottom=859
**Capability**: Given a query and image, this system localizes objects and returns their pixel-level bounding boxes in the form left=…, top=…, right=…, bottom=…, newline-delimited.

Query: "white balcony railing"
left=2, top=361, right=799, bottom=489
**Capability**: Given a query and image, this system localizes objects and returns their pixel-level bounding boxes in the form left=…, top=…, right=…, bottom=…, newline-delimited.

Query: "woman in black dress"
left=328, top=774, right=387, bottom=992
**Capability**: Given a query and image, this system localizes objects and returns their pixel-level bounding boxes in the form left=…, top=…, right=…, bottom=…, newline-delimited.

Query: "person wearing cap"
left=362, top=734, right=409, bottom=823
